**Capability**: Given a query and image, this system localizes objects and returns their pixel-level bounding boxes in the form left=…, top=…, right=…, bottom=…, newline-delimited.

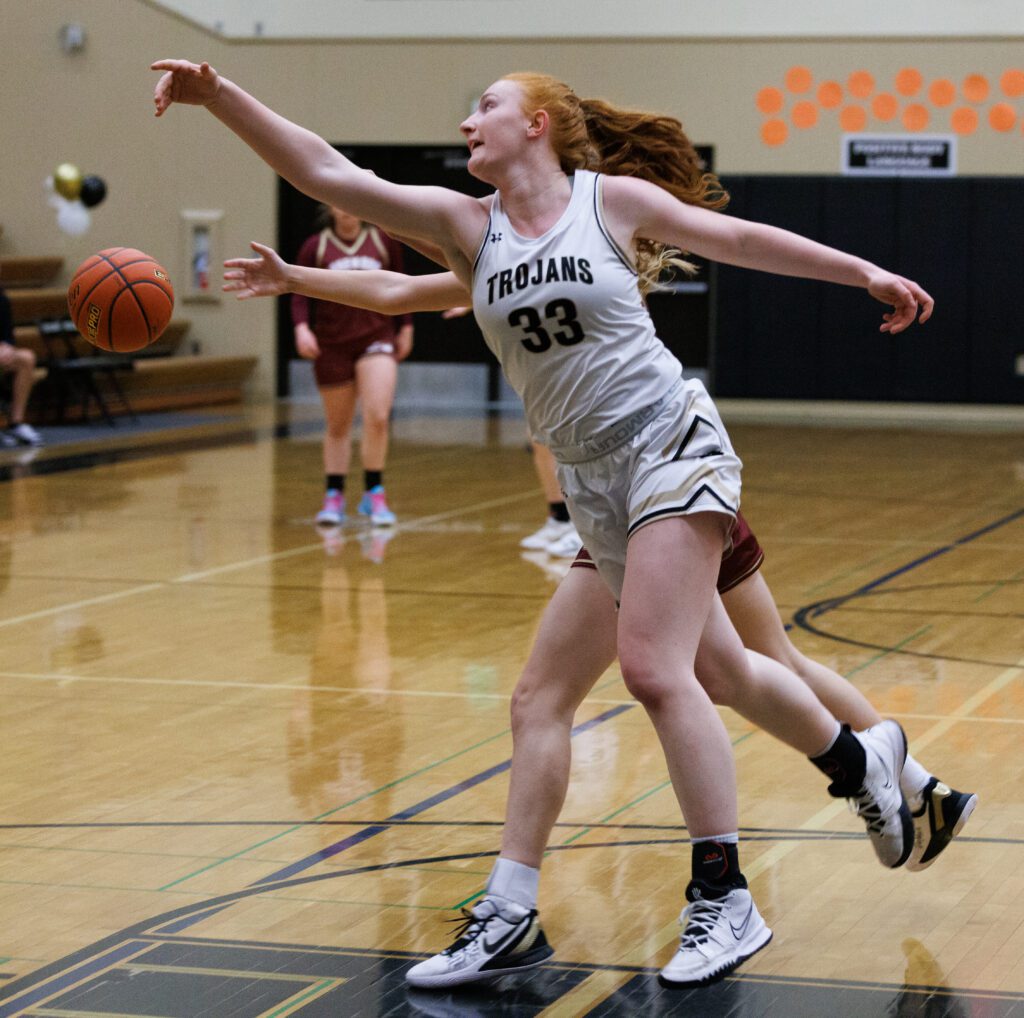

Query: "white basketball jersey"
left=471, top=170, right=683, bottom=450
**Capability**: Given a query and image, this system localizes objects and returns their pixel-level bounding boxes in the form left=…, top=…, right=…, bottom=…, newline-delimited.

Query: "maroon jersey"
left=291, top=225, right=412, bottom=346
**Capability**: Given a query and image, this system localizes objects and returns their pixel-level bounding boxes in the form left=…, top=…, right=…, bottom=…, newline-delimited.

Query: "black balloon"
left=79, top=175, right=107, bottom=208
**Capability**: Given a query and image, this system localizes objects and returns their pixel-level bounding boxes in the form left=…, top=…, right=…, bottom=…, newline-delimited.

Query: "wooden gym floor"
left=0, top=400, right=1021, bottom=1017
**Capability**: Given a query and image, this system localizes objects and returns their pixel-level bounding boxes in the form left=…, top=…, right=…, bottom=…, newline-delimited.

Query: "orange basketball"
left=67, top=248, right=174, bottom=353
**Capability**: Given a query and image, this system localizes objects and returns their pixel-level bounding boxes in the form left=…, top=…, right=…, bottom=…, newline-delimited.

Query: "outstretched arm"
left=223, top=242, right=471, bottom=314
left=603, top=175, right=934, bottom=334
left=152, top=60, right=486, bottom=276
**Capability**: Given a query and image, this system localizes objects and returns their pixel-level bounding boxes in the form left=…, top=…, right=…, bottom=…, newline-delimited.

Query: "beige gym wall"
left=2, top=0, right=1021, bottom=396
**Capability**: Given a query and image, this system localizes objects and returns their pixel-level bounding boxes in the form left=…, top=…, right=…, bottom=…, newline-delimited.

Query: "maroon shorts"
left=570, top=510, right=765, bottom=595
left=314, top=334, right=397, bottom=389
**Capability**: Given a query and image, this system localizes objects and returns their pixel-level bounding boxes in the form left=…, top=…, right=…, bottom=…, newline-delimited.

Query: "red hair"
left=503, top=72, right=728, bottom=292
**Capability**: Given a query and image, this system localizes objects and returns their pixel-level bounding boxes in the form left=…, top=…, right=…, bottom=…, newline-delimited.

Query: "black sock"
left=810, top=724, right=867, bottom=796
left=548, top=501, right=571, bottom=523
left=326, top=474, right=345, bottom=493
left=689, top=840, right=746, bottom=897
left=364, top=470, right=383, bottom=491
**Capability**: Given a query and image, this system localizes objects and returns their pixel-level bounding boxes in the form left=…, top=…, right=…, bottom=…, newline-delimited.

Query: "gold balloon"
left=53, top=162, right=83, bottom=201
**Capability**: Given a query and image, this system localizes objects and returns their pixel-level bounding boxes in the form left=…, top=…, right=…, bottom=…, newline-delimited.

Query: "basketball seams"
left=71, top=251, right=159, bottom=317
left=125, top=282, right=154, bottom=345
left=69, top=248, right=173, bottom=352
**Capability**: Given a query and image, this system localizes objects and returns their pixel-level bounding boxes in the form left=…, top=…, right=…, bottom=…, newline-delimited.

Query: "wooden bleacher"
left=2, top=255, right=256, bottom=424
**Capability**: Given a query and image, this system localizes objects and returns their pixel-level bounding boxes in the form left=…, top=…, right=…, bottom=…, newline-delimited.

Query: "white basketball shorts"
left=555, top=377, right=742, bottom=600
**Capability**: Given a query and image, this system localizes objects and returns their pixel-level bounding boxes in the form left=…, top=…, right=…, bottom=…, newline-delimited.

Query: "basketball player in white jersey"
left=154, top=61, right=935, bottom=989
left=225, top=244, right=975, bottom=885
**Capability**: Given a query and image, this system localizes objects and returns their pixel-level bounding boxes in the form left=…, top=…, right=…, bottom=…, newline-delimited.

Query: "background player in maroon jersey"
left=292, top=205, right=413, bottom=529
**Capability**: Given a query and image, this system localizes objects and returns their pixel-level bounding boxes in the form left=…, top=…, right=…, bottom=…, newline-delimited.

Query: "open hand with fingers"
left=223, top=242, right=290, bottom=300
left=152, top=59, right=222, bottom=116
left=867, top=271, right=934, bottom=334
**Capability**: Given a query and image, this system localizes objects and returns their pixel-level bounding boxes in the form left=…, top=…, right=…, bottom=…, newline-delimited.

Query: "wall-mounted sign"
left=842, top=135, right=956, bottom=176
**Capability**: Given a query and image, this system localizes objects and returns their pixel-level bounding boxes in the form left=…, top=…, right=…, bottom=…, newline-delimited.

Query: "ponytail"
left=579, top=98, right=728, bottom=295
left=502, top=73, right=728, bottom=297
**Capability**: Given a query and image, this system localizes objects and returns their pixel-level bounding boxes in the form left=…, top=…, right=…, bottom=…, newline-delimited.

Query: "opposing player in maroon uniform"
left=292, top=206, right=413, bottom=529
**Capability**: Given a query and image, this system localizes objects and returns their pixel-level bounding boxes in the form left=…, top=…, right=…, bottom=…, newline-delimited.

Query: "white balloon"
left=56, top=199, right=92, bottom=236
left=45, top=177, right=64, bottom=210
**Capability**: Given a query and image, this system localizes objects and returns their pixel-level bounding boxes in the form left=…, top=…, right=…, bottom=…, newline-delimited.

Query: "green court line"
left=843, top=626, right=933, bottom=678
left=264, top=979, right=336, bottom=1017
left=449, top=726, right=758, bottom=910
left=803, top=543, right=916, bottom=596
left=973, top=566, right=1024, bottom=604
left=0, top=877, right=456, bottom=914
left=803, top=505, right=1005, bottom=598
left=0, top=842, right=261, bottom=864
left=160, top=725, right=512, bottom=891
left=557, top=780, right=672, bottom=850
left=261, top=895, right=448, bottom=912
left=0, top=878, right=207, bottom=896
left=556, top=728, right=758, bottom=850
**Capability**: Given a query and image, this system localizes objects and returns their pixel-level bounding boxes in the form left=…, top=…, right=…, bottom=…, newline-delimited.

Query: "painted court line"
left=0, top=489, right=541, bottom=632
left=0, top=669, right=635, bottom=708
left=543, top=507, right=1024, bottom=1015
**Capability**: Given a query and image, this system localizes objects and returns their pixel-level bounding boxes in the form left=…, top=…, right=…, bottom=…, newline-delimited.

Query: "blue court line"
left=810, top=506, right=1024, bottom=618
left=251, top=703, right=635, bottom=887
left=0, top=941, right=145, bottom=1018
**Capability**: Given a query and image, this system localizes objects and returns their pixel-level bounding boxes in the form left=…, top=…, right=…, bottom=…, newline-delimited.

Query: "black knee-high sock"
left=810, top=724, right=867, bottom=796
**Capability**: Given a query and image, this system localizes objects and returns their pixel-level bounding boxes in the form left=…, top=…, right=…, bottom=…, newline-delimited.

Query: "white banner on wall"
left=842, top=135, right=957, bottom=177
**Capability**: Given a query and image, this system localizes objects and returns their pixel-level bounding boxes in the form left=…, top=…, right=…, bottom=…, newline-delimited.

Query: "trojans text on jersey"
left=484, top=256, right=593, bottom=305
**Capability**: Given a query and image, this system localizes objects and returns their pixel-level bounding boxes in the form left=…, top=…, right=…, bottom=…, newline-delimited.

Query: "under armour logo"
left=490, top=232, right=503, bottom=243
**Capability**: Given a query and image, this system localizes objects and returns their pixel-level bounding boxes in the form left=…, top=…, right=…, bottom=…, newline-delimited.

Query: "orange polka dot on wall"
left=902, top=104, right=929, bottom=132
left=928, top=79, right=956, bottom=107
left=962, top=74, right=990, bottom=103
left=895, top=68, right=923, bottom=96
left=818, top=81, right=843, bottom=109
left=785, top=66, right=813, bottom=93
left=1001, top=69, right=1024, bottom=97
left=951, top=107, right=979, bottom=134
left=848, top=71, right=875, bottom=98
left=839, top=105, right=867, bottom=132
left=761, top=119, right=788, bottom=146
left=757, top=87, right=785, bottom=115
left=872, top=93, right=899, bottom=121
left=792, top=101, right=818, bottom=129
left=989, top=103, right=1017, bottom=132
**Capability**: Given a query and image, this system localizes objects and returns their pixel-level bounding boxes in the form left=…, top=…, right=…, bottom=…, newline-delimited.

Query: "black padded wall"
left=713, top=176, right=1023, bottom=404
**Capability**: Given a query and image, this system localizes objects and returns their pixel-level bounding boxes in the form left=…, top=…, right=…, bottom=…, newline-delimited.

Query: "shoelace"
left=679, top=897, right=729, bottom=949
left=442, top=905, right=497, bottom=955
left=848, top=785, right=887, bottom=833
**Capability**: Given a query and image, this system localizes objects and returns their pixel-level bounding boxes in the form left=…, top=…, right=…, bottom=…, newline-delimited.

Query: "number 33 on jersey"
left=470, top=169, right=684, bottom=450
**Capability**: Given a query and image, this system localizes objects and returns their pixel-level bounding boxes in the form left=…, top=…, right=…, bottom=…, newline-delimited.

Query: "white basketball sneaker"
left=520, top=517, right=573, bottom=551
left=659, top=881, right=772, bottom=988
left=545, top=525, right=583, bottom=558
left=406, top=898, right=553, bottom=989
left=849, top=720, right=914, bottom=868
